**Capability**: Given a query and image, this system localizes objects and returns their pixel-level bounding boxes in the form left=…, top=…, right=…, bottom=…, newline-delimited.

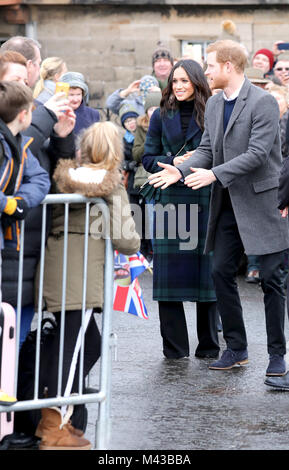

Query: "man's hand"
left=44, top=92, right=71, bottom=119
left=184, top=168, right=216, bottom=190
left=148, top=162, right=182, bottom=189
left=54, top=108, right=76, bottom=137
left=173, top=150, right=195, bottom=166
left=182, top=150, right=195, bottom=158
left=280, top=207, right=288, bottom=218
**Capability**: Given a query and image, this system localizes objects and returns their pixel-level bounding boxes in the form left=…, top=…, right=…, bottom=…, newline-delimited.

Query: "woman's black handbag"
left=139, top=179, right=161, bottom=202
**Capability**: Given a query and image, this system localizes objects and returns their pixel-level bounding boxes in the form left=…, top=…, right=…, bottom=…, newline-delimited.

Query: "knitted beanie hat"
left=276, top=52, right=289, bottom=63
left=119, top=102, right=139, bottom=127
left=218, top=19, right=240, bottom=42
left=144, top=90, right=162, bottom=113
left=139, top=75, right=159, bottom=100
left=152, top=41, right=174, bottom=66
left=59, top=71, right=89, bottom=97
left=245, top=67, right=270, bottom=84
left=253, top=49, right=274, bottom=71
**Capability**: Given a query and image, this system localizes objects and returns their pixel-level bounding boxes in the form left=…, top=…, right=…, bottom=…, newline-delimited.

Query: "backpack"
left=14, top=317, right=87, bottom=437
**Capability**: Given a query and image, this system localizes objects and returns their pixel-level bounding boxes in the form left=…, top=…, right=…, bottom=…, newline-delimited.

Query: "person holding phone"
left=273, top=53, right=289, bottom=87
left=0, top=40, right=76, bottom=353
left=273, top=40, right=289, bottom=58
left=252, top=48, right=275, bottom=77
left=33, top=57, right=67, bottom=104
left=106, top=75, right=160, bottom=117
left=59, top=71, right=100, bottom=140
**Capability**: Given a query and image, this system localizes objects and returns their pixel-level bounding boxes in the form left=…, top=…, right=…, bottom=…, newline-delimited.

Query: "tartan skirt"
left=152, top=182, right=216, bottom=302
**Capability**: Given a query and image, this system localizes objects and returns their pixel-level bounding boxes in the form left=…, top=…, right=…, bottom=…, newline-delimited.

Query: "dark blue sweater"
left=221, top=97, right=237, bottom=207
left=223, top=97, right=237, bottom=133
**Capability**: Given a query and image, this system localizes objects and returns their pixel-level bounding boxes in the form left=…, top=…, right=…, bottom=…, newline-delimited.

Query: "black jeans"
left=45, top=309, right=101, bottom=398
left=158, top=300, right=220, bottom=358
left=212, top=206, right=287, bottom=356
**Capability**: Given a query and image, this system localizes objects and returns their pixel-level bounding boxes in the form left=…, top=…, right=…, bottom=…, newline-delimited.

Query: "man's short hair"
left=207, top=39, right=248, bottom=73
left=0, top=81, right=33, bottom=123
left=1, top=36, right=41, bottom=62
left=0, top=51, right=27, bottom=80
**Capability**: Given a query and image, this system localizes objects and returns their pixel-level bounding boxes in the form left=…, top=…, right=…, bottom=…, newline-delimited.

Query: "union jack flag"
left=113, top=251, right=149, bottom=319
left=128, top=252, right=150, bottom=281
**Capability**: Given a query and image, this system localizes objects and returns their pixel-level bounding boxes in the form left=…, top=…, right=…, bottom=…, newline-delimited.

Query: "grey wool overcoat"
left=178, top=78, right=289, bottom=255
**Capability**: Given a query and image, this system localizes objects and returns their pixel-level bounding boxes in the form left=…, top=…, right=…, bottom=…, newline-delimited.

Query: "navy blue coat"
left=2, top=103, right=75, bottom=308
left=142, top=107, right=216, bottom=302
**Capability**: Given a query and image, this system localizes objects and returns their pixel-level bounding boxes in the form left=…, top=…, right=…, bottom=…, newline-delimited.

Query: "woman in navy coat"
left=142, top=59, right=219, bottom=359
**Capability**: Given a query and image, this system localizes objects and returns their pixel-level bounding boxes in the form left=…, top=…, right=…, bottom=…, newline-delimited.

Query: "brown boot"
left=36, top=418, right=84, bottom=438
left=38, top=407, right=91, bottom=450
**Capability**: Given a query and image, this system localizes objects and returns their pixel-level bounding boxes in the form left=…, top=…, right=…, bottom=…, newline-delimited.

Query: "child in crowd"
left=0, top=81, right=50, bottom=405
left=132, top=90, right=162, bottom=181
left=35, top=121, right=140, bottom=450
left=59, top=71, right=100, bottom=139
left=118, top=102, right=140, bottom=202
left=106, top=74, right=160, bottom=117
left=132, top=90, right=162, bottom=261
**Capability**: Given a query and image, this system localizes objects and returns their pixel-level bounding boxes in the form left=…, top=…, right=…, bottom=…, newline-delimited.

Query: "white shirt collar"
left=223, top=79, right=245, bottom=101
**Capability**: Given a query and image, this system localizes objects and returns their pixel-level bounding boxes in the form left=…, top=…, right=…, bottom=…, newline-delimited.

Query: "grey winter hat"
left=276, top=52, right=289, bottom=62
left=152, top=41, right=174, bottom=66
left=144, top=90, right=162, bottom=113
left=59, top=71, right=89, bottom=97
left=119, top=101, right=139, bottom=127
left=245, top=67, right=270, bottom=84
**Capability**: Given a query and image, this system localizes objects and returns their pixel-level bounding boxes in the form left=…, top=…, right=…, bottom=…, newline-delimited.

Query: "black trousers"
left=211, top=206, right=287, bottom=356
left=158, top=300, right=220, bottom=358
left=45, top=309, right=101, bottom=398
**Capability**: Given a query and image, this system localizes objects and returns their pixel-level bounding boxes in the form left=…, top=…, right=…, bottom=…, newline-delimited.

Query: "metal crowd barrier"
left=0, top=194, right=116, bottom=450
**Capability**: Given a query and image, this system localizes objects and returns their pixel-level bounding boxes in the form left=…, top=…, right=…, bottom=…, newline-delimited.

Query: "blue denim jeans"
left=247, top=255, right=260, bottom=271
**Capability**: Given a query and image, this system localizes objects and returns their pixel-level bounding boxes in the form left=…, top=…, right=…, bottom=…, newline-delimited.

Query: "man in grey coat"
left=148, top=39, right=289, bottom=377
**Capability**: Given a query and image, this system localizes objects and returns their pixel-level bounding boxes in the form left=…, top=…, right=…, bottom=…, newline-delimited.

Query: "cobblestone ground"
left=85, top=270, right=289, bottom=451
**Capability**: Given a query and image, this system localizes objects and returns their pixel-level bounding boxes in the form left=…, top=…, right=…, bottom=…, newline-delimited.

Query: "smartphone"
left=277, top=42, right=289, bottom=50
left=55, top=81, right=70, bottom=97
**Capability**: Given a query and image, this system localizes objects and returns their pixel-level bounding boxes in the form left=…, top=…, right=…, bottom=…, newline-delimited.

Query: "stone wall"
left=2, top=4, right=289, bottom=108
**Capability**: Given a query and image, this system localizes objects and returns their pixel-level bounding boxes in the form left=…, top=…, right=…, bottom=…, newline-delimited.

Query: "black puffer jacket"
left=2, top=103, right=75, bottom=307
left=122, top=138, right=138, bottom=198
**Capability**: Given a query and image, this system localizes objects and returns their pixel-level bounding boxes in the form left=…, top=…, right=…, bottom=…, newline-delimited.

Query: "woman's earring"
left=169, top=94, right=175, bottom=105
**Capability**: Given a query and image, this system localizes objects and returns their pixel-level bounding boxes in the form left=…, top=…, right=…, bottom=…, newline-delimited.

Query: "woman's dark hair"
left=160, top=59, right=211, bottom=130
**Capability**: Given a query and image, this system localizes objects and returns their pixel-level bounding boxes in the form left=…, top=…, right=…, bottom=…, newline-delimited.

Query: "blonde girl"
left=36, top=121, right=140, bottom=450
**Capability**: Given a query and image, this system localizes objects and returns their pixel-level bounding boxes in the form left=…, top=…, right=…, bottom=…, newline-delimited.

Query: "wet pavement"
left=86, top=271, right=289, bottom=451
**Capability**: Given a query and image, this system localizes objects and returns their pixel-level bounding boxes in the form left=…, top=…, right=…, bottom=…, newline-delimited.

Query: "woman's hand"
left=280, top=207, right=288, bottom=218
left=148, top=162, right=182, bottom=189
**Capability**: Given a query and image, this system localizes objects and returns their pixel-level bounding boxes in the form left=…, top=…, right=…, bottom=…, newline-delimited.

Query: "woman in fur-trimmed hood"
left=35, top=121, right=140, bottom=450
